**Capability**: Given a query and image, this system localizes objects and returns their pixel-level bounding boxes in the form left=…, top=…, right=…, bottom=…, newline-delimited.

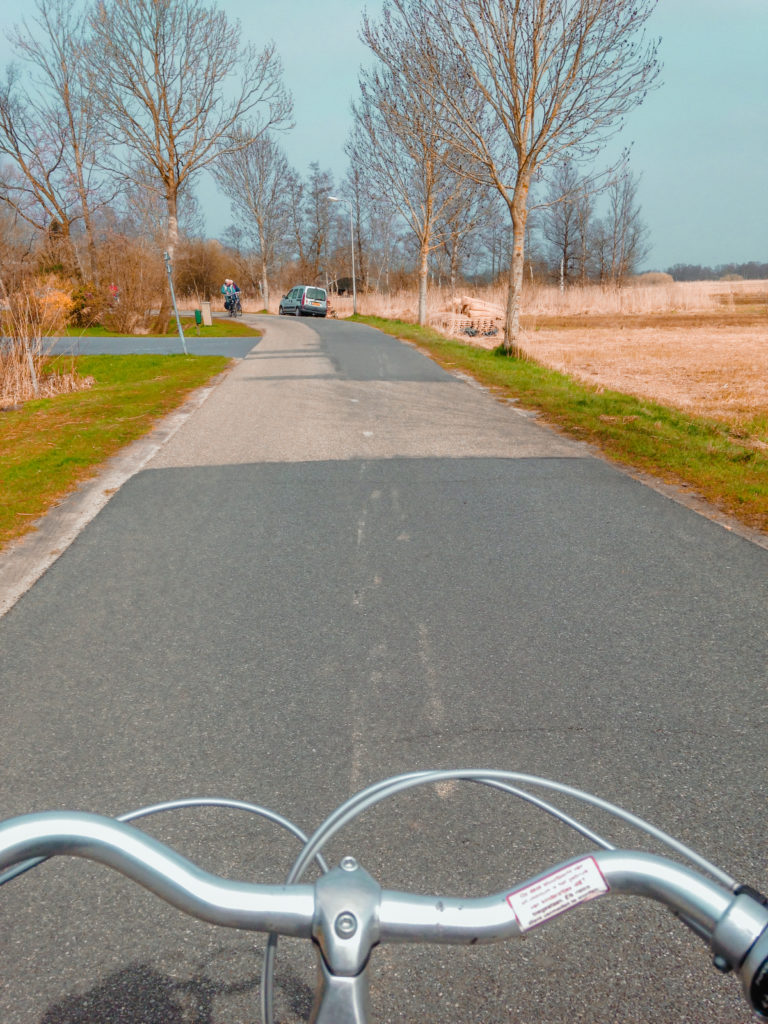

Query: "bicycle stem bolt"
left=340, top=857, right=358, bottom=872
left=335, top=912, right=358, bottom=938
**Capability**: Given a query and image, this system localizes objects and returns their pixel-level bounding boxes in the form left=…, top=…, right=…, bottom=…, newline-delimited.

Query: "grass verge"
left=353, top=315, right=768, bottom=534
left=0, top=354, right=230, bottom=549
left=64, top=317, right=261, bottom=338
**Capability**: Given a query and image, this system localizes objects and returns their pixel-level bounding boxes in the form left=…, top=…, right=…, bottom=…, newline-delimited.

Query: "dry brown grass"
left=519, top=323, right=768, bottom=423
left=335, top=279, right=768, bottom=427
left=331, top=278, right=766, bottom=320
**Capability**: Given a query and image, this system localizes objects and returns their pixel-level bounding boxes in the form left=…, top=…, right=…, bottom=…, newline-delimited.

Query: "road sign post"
left=163, top=251, right=188, bottom=354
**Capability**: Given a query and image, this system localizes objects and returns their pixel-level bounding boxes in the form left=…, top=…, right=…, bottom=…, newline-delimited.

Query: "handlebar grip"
left=744, top=930, right=768, bottom=1020
left=722, top=886, right=768, bottom=1021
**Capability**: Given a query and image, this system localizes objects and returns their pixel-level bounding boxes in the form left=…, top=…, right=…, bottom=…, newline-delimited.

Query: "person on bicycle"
left=221, top=278, right=241, bottom=312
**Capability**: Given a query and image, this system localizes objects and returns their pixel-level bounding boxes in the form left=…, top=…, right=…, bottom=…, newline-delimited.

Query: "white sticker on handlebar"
left=506, top=857, right=609, bottom=931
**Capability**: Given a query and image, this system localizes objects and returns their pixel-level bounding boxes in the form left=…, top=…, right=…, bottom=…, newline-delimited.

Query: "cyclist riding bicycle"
left=221, top=278, right=241, bottom=314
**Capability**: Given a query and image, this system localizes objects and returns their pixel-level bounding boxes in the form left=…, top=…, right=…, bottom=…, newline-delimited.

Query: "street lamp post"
left=328, top=196, right=357, bottom=315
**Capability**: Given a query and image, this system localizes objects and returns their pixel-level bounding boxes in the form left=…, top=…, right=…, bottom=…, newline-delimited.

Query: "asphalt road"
left=47, top=330, right=257, bottom=358
left=1, top=315, right=766, bottom=1023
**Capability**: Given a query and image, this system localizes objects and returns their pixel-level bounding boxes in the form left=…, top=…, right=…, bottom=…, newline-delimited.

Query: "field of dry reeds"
left=327, top=279, right=768, bottom=427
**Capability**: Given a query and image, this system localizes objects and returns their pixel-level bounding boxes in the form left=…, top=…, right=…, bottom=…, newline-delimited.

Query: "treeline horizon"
left=661, top=261, right=768, bottom=282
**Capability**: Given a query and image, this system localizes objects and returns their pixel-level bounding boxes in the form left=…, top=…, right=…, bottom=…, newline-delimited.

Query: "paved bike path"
left=0, top=315, right=766, bottom=1024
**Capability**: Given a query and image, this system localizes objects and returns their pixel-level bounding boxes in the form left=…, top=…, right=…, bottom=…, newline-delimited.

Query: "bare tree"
left=304, top=162, right=335, bottom=283
left=372, top=0, right=660, bottom=353
left=0, top=71, right=72, bottom=242
left=435, top=173, right=491, bottom=301
left=0, top=0, right=106, bottom=279
left=481, top=202, right=515, bottom=283
left=341, top=164, right=369, bottom=289
left=542, top=161, right=578, bottom=287
left=355, top=15, right=473, bottom=325
left=573, top=186, right=596, bottom=284
left=87, top=0, right=291, bottom=326
left=213, top=131, right=292, bottom=309
left=364, top=196, right=402, bottom=293
left=540, top=159, right=593, bottom=287
left=284, top=168, right=307, bottom=275
left=0, top=206, right=37, bottom=289
left=604, top=162, right=649, bottom=282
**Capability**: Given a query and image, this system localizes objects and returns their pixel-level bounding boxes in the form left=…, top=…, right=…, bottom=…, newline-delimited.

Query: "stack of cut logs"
left=430, top=295, right=504, bottom=340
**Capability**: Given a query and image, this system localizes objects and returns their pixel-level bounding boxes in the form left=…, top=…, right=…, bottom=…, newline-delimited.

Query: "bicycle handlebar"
left=1, top=808, right=767, bottom=1023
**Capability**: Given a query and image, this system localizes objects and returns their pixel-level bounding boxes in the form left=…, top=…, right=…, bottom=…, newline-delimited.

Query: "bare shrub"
left=10, top=275, right=74, bottom=336
left=174, top=238, right=230, bottom=302
left=0, top=278, right=91, bottom=409
left=96, top=235, right=165, bottom=334
left=68, top=281, right=112, bottom=328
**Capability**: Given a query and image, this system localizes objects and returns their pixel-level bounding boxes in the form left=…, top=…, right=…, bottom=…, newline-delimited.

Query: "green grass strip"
left=64, top=317, right=261, bottom=339
left=0, top=354, right=230, bottom=548
left=353, top=315, right=768, bottom=534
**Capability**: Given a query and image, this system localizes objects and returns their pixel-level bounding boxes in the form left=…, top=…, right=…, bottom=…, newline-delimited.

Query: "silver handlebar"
left=1, top=809, right=767, bottom=1023
left=0, top=811, right=316, bottom=935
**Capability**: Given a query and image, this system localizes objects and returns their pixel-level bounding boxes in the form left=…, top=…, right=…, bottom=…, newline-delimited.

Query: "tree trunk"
left=69, top=118, right=99, bottom=282
left=503, top=187, right=529, bottom=357
left=355, top=210, right=365, bottom=289
left=417, top=239, right=428, bottom=326
left=82, top=203, right=99, bottom=284
left=153, top=195, right=177, bottom=334
left=261, top=258, right=269, bottom=312
left=257, top=223, right=270, bottom=311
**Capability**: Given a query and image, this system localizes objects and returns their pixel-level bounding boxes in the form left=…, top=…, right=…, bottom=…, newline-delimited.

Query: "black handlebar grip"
left=751, top=953, right=768, bottom=1018
left=733, top=887, right=768, bottom=1020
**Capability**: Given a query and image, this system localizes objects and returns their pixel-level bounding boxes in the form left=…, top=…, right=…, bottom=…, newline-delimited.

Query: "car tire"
left=294, top=307, right=301, bottom=316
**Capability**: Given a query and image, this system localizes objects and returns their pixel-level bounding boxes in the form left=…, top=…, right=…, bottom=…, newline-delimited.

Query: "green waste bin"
left=194, top=310, right=202, bottom=325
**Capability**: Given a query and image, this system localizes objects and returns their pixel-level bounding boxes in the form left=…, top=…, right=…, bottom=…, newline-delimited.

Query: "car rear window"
left=307, top=288, right=326, bottom=301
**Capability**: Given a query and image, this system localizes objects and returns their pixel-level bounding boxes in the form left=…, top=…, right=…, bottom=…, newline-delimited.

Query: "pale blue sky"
left=1, top=0, right=766, bottom=270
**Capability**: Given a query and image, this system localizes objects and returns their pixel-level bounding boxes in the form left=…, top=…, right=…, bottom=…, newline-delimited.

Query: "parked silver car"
left=279, top=285, right=328, bottom=317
